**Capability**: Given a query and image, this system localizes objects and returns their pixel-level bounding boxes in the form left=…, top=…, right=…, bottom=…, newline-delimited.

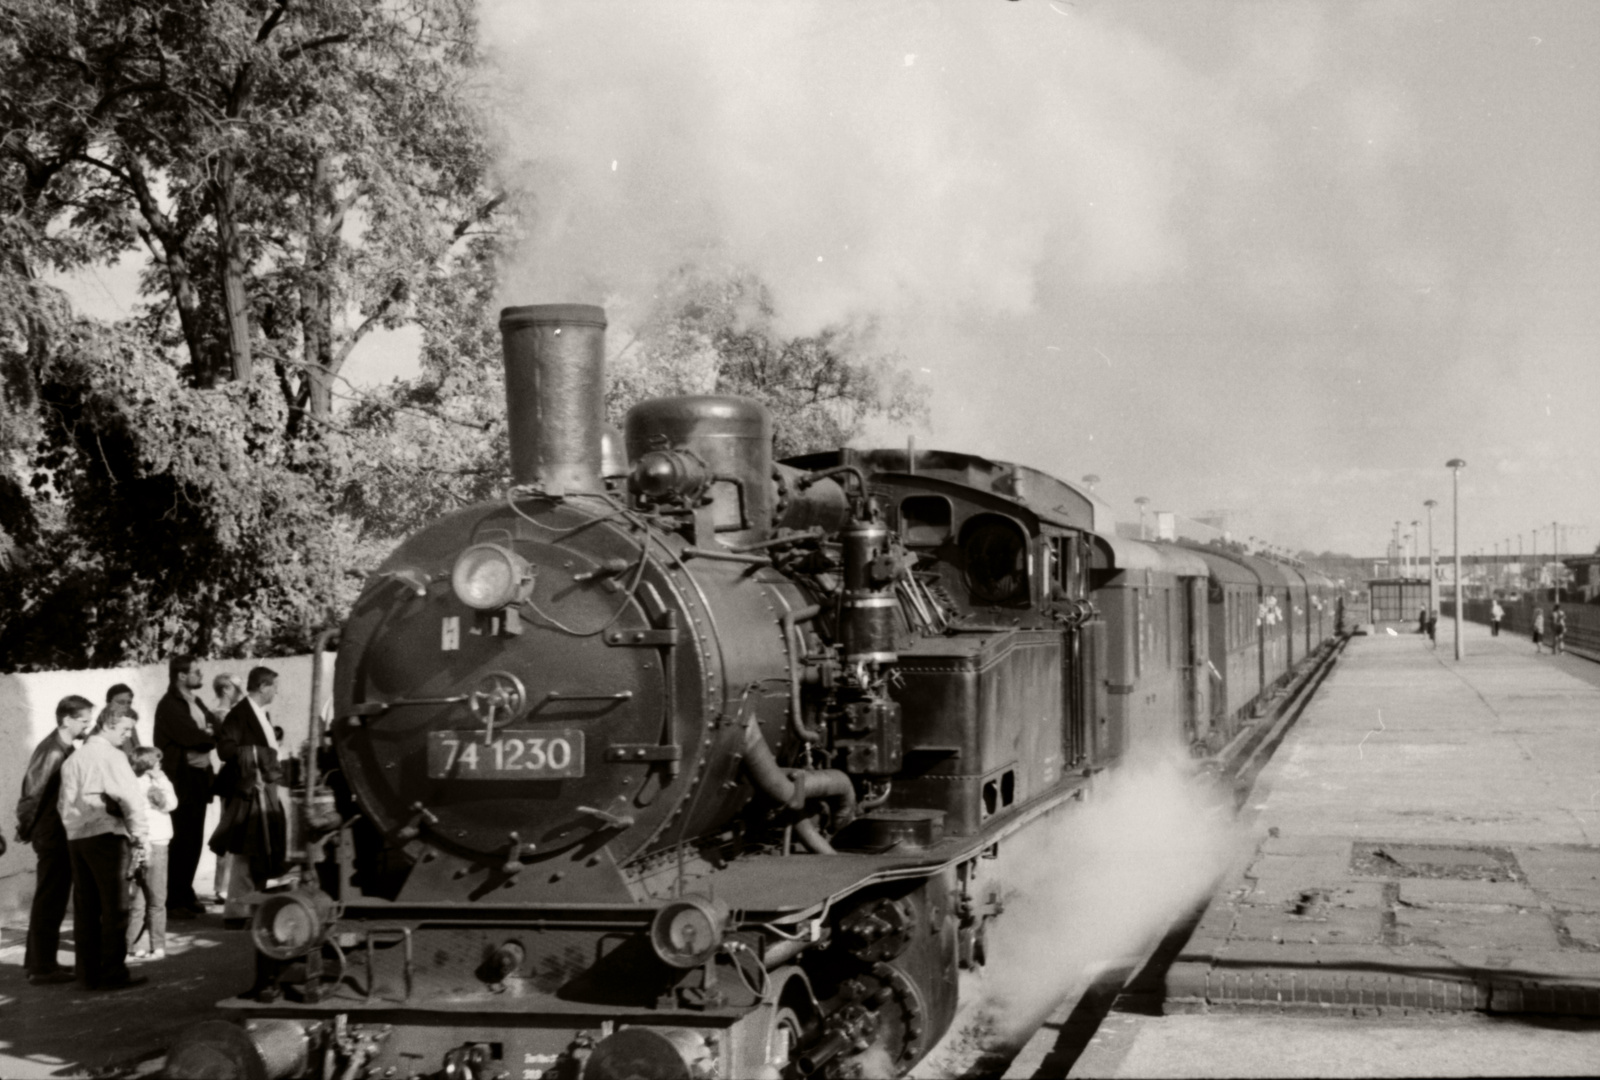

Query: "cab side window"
left=900, top=495, right=953, bottom=547
left=962, top=516, right=1030, bottom=606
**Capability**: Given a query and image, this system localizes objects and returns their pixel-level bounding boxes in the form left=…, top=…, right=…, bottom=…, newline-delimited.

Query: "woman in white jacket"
left=126, top=747, right=178, bottom=959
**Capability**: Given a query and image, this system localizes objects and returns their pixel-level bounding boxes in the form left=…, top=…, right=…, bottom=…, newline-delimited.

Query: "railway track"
left=911, top=634, right=1351, bottom=1080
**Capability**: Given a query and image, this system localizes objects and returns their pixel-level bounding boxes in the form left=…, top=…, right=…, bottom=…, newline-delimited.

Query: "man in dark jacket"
left=215, top=665, right=285, bottom=925
left=153, top=654, right=217, bottom=918
left=15, top=695, right=94, bottom=984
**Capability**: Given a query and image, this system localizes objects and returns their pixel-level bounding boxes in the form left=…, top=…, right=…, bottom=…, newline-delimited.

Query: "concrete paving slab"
left=1395, top=906, right=1563, bottom=951
left=1561, top=912, right=1600, bottom=948
left=1230, top=905, right=1382, bottom=946
left=1397, top=879, right=1539, bottom=908
left=1067, top=1011, right=1600, bottom=1078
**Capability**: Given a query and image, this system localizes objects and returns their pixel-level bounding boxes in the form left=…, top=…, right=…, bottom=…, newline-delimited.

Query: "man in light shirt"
left=58, top=708, right=150, bottom=991
left=215, top=665, right=286, bottom=925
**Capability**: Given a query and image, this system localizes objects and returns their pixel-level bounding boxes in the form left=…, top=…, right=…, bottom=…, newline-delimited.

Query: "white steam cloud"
left=965, top=754, right=1244, bottom=1047
left=480, top=1, right=1210, bottom=337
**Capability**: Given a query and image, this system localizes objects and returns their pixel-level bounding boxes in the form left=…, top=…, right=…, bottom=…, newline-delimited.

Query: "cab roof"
left=785, top=448, right=1112, bottom=533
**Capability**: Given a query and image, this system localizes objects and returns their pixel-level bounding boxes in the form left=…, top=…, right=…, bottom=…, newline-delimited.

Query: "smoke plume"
left=480, top=1, right=1202, bottom=340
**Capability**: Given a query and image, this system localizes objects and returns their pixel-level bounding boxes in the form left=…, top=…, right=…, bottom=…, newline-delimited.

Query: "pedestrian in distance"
left=1532, top=607, right=1545, bottom=654
left=126, top=747, right=177, bottom=959
left=58, top=707, right=150, bottom=991
left=1426, top=609, right=1438, bottom=649
left=1552, top=604, right=1568, bottom=655
left=14, top=695, right=94, bottom=985
left=1417, top=606, right=1428, bottom=634
left=154, top=654, right=218, bottom=918
left=1490, top=599, right=1504, bottom=637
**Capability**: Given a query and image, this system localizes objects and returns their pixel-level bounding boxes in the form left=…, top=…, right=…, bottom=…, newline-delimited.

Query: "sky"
left=60, top=1, right=1600, bottom=559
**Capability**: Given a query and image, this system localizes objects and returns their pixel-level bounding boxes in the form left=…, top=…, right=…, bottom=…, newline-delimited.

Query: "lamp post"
left=1134, top=496, right=1150, bottom=540
left=1447, top=459, right=1466, bottom=659
left=1553, top=521, right=1561, bottom=604
left=1392, top=521, right=1401, bottom=577
left=1411, top=521, right=1420, bottom=577
left=1424, top=499, right=1438, bottom=617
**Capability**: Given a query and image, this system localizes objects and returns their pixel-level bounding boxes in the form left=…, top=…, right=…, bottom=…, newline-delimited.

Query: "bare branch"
left=281, top=33, right=356, bottom=62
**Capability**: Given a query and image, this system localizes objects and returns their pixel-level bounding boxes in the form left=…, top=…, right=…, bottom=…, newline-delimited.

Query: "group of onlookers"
left=10, top=655, right=285, bottom=991
left=1487, top=598, right=1570, bottom=654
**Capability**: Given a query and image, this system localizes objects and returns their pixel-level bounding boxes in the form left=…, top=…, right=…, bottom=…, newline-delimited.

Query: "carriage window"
left=962, top=517, right=1029, bottom=605
left=900, top=496, right=953, bottom=546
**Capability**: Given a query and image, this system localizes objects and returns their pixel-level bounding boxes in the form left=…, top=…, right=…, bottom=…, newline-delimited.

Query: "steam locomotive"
left=168, top=304, right=1338, bottom=1080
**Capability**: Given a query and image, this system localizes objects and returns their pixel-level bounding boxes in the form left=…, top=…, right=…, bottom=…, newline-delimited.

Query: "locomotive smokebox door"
left=335, top=515, right=726, bottom=865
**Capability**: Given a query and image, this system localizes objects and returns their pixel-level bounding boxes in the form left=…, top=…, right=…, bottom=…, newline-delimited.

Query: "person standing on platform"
left=1490, top=599, right=1504, bottom=637
left=125, top=747, right=176, bottom=960
left=208, top=673, right=243, bottom=904
left=213, top=673, right=243, bottom=717
left=153, top=655, right=216, bottom=919
left=14, top=695, right=94, bottom=985
left=58, top=708, right=149, bottom=991
left=102, top=684, right=146, bottom=753
left=1532, top=607, right=1546, bottom=654
left=214, top=666, right=286, bottom=927
left=1552, top=604, right=1568, bottom=655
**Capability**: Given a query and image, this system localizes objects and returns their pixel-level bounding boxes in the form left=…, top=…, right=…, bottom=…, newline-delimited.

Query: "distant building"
left=1563, top=556, right=1600, bottom=603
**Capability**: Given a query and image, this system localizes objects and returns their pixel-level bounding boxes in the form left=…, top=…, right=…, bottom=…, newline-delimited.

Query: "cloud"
left=483, top=1, right=1217, bottom=333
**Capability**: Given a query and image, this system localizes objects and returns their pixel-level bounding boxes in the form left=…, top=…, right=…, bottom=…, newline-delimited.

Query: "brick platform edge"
left=1166, top=919, right=1600, bottom=1017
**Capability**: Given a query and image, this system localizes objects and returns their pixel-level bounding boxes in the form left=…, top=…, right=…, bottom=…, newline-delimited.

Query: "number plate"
left=427, top=730, right=585, bottom=780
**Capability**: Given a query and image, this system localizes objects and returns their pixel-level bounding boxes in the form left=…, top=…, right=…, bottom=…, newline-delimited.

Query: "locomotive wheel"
left=764, top=1007, right=804, bottom=1079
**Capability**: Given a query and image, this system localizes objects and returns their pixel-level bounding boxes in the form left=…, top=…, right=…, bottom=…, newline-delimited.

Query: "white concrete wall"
left=1, top=654, right=334, bottom=921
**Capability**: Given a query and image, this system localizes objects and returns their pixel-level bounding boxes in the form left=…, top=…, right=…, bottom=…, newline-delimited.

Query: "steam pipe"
left=793, top=817, right=837, bottom=857
left=797, top=464, right=867, bottom=498
left=782, top=605, right=824, bottom=742
left=762, top=929, right=829, bottom=968
left=741, top=716, right=857, bottom=850
left=786, top=769, right=857, bottom=826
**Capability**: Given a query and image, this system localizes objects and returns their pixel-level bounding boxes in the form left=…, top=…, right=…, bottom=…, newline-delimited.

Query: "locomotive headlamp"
left=648, top=896, right=729, bottom=969
left=451, top=543, right=532, bottom=610
left=251, top=888, right=338, bottom=961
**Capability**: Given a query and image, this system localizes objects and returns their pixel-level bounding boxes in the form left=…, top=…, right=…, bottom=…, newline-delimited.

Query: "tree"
left=0, top=0, right=508, bottom=669
left=1, top=0, right=499, bottom=421
left=609, top=267, right=930, bottom=458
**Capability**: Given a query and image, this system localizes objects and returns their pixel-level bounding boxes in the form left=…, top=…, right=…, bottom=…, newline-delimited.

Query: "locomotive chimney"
left=498, top=304, right=608, bottom=494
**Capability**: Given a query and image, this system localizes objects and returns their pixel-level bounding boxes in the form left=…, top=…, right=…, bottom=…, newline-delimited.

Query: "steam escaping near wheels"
left=926, top=753, right=1244, bottom=1062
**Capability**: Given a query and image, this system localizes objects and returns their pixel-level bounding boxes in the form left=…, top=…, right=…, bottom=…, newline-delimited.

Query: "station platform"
left=1064, top=619, right=1600, bottom=1077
